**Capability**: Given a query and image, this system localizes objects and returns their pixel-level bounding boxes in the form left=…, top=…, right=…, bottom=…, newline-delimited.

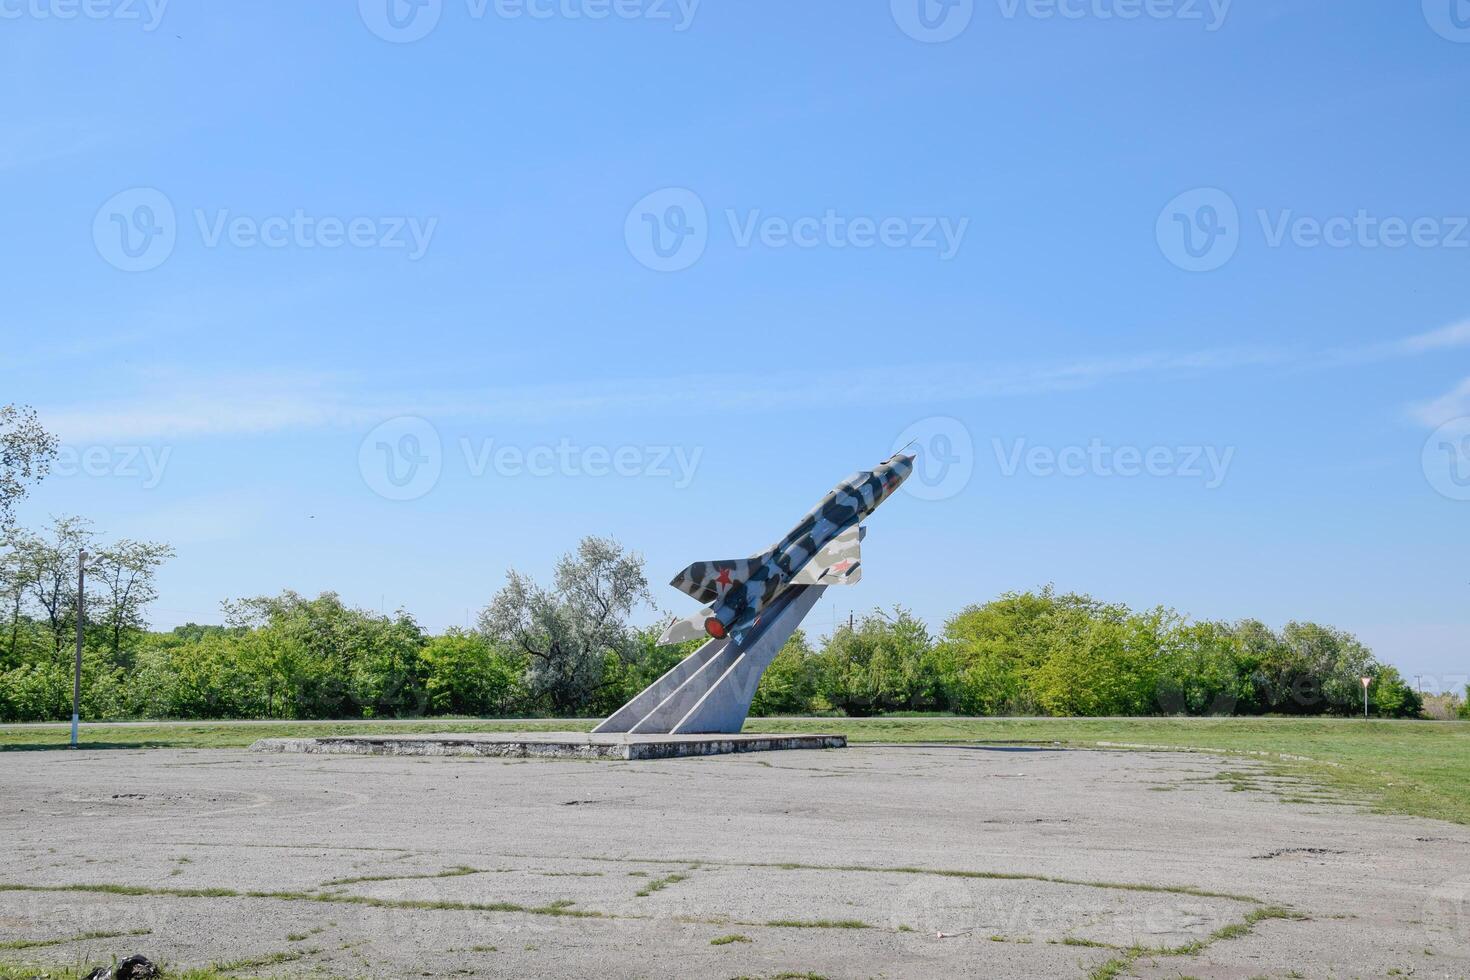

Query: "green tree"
left=224, top=591, right=428, bottom=718
left=814, top=608, right=938, bottom=715
left=479, top=536, right=650, bottom=715
left=1370, top=666, right=1422, bottom=718
left=0, top=540, right=42, bottom=668
left=750, top=629, right=817, bottom=716
left=91, top=538, right=174, bottom=663
left=1154, top=619, right=1247, bottom=716
left=0, top=405, right=58, bottom=530
left=12, top=516, right=96, bottom=656
left=421, top=630, right=524, bottom=716
left=937, top=587, right=1094, bottom=715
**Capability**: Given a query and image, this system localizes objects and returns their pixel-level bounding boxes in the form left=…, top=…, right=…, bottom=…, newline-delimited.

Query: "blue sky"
left=4, top=0, right=1468, bottom=688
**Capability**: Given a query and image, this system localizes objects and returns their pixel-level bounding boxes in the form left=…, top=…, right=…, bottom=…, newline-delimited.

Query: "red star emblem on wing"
left=715, top=567, right=732, bottom=589
left=830, top=559, right=853, bottom=574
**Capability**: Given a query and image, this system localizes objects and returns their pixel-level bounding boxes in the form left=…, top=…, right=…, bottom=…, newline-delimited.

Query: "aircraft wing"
left=791, top=525, right=864, bottom=586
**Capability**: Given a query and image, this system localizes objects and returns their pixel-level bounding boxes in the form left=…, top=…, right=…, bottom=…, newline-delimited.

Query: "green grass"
left=4, top=716, right=1468, bottom=824
left=320, top=865, right=481, bottom=887
left=762, top=919, right=870, bottom=930
left=0, top=882, right=601, bottom=920
left=709, top=933, right=752, bottom=945
left=634, top=873, right=687, bottom=897
left=0, top=964, right=238, bottom=980
left=0, top=928, right=150, bottom=951
left=210, top=948, right=306, bottom=972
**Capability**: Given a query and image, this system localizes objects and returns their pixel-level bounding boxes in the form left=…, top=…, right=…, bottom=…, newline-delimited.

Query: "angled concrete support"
left=595, top=585, right=826, bottom=736
left=592, top=635, right=731, bottom=734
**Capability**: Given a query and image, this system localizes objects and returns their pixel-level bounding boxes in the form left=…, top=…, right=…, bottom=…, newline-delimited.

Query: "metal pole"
left=1363, top=683, right=1368, bottom=720
left=71, top=549, right=86, bottom=749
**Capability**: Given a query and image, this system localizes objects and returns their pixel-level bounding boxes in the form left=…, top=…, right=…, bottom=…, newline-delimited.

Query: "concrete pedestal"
left=250, top=730, right=845, bottom=761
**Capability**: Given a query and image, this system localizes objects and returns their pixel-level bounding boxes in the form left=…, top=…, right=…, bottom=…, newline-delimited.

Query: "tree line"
left=0, top=404, right=1447, bottom=723
left=0, top=533, right=1437, bottom=723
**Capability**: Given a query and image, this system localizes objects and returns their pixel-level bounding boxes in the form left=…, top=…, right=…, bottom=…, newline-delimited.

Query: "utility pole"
left=71, top=549, right=87, bottom=749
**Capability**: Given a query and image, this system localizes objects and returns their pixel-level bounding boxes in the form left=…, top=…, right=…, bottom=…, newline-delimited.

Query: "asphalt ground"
left=2, top=743, right=1467, bottom=978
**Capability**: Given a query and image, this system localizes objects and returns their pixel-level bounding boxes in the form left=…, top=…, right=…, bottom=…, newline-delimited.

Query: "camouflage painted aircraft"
left=659, top=450, right=917, bottom=647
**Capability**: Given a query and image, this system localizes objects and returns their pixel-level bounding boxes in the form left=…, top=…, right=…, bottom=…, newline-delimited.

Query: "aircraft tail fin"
left=669, top=557, right=759, bottom=605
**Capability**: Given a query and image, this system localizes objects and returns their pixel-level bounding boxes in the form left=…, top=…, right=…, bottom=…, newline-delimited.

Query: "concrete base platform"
left=249, top=730, right=845, bottom=760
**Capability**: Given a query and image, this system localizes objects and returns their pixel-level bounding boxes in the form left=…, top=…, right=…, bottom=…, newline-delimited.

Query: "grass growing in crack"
left=1060, top=936, right=1111, bottom=948
left=710, top=934, right=752, bottom=945
left=1078, top=903, right=1309, bottom=976
left=763, top=919, right=870, bottom=930
left=212, top=949, right=306, bottom=972
left=0, top=882, right=603, bottom=920
left=0, top=965, right=236, bottom=980
left=0, top=928, right=150, bottom=951
left=320, top=864, right=481, bottom=887
left=635, top=873, right=687, bottom=897
left=590, top=856, right=1264, bottom=905
left=1088, top=954, right=1136, bottom=980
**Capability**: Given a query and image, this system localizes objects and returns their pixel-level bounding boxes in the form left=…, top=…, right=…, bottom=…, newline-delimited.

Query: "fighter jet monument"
left=595, top=450, right=915, bottom=736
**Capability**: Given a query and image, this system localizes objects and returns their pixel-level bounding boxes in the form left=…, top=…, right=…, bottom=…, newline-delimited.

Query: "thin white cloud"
left=42, top=345, right=1286, bottom=443
left=0, top=119, right=112, bottom=173
left=1410, top=376, right=1470, bottom=429
left=1399, top=320, right=1470, bottom=354
left=30, top=320, right=1467, bottom=443
left=44, top=371, right=373, bottom=442
left=1322, top=318, right=1470, bottom=367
